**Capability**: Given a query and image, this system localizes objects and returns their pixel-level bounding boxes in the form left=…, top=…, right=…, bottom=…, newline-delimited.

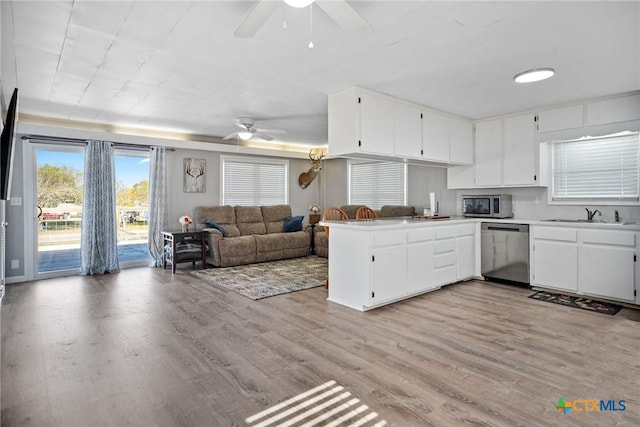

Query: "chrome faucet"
left=585, top=208, right=601, bottom=221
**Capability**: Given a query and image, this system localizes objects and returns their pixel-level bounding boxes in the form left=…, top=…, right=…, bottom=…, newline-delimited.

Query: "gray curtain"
left=80, top=140, right=120, bottom=275
left=148, top=146, right=168, bottom=267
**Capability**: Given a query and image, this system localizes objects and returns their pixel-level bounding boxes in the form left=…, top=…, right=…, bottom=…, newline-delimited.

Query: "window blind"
left=349, top=161, right=406, bottom=209
left=552, top=132, right=639, bottom=201
left=222, top=157, right=288, bottom=206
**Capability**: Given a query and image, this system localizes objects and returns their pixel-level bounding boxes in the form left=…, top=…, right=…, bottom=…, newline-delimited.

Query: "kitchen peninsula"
left=322, top=217, right=480, bottom=311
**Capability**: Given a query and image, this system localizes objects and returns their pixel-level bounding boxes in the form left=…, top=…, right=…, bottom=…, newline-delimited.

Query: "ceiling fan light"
left=283, top=0, right=314, bottom=8
left=514, top=68, right=555, bottom=83
left=238, top=131, right=252, bottom=140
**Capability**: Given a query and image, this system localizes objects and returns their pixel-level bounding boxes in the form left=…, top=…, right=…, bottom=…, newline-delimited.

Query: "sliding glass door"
left=114, top=151, right=150, bottom=267
left=36, top=147, right=85, bottom=274
left=34, top=146, right=150, bottom=276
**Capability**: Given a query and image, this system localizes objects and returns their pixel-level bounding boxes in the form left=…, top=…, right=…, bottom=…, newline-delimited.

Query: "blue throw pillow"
left=283, top=215, right=304, bottom=232
left=204, top=220, right=228, bottom=237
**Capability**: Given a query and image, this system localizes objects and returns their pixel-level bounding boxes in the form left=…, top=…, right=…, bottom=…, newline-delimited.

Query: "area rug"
left=529, top=291, right=622, bottom=315
left=190, top=256, right=327, bottom=300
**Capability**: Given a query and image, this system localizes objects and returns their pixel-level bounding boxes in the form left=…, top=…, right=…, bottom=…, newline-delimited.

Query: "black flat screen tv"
left=0, top=88, right=18, bottom=200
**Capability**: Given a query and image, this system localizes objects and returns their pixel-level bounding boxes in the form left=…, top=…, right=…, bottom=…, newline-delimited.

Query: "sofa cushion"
left=380, top=205, right=416, bottom=217
left=261, top=205, right=292, bottom=234
left=283, top=215, right=304, bottom=232
left=204, top=220, right=228, bottom=237
left=283, top=230, right=311, bottom=259
left=218, top=235, right=256, bottom=267
left=255, top=234, right=284, bottom=262
left=235, top=206, right=266, bottom=236
left=340, top=205, right=367, bottom=219
left=195, top=205, right=240, bottom=237
left=314, top=230, right=328, bottom=258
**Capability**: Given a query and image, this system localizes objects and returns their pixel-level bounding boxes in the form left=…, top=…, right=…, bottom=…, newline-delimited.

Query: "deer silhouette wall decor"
left=183, top=158, right=206, bottom=193
left=298, top=149, right=325, bottom=189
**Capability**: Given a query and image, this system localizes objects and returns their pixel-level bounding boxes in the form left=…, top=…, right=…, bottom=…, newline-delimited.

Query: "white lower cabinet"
left=532, top=226, right=637, bottom=302
left=327, top=222, right=479, bottom=311
left=372, top=245, right=407, bottom=304
left=579, top=230, right=636, bottom=302
left=533, top=240, right=578, bottom=292
left=434, top=226, right=457, bottom=286
left=456, top=224, right=476, bottom=280
left=407, top=228, right=436, bottom=294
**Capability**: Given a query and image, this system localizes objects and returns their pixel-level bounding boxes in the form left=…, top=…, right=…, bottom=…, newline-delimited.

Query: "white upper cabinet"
left=359, top=92, right=395, bottom=155
left=328, top=87, right=472, bottom=165
left=474, top=119, right=502, bottom=186
left=537, top=104, right=584, bottom=132
left=503, top=113, right=537, bottom=186
left=328, top=87, right=394, bottom=157
left=393, top=101, right=423, bottom=159
left=586, top=93, right=640, bottom=126
left=421, top=109, right=450, bottom=162
left=449, top=117, right=473, bottom=165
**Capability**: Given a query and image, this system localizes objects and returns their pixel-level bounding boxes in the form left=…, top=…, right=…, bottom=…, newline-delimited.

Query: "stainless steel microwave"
left=462, top=195, right=513, bottom=218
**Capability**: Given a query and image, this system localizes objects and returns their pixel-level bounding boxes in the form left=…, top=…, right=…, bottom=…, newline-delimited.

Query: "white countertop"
left=320, top=216, right=640, bottom=231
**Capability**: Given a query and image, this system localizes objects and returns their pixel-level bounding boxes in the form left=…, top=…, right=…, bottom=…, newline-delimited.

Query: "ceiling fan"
left=234, top=0, right=372, bottom=38
left=223, top=117, right=286, bottom=141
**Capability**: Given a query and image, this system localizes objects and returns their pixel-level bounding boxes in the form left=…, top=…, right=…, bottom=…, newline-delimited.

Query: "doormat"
left=529, top=291, right=622, bottom=315
left=190, top=256, right=327, bottom=300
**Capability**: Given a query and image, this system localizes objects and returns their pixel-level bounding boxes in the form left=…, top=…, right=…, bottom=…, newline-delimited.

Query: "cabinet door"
left=447, top=165, right=475, bottom=189
left=537, top=105, right=583, bottom=132
left=456, top=235, right=475, bottom=280
left=372, top=246, right=407, bottom=304
left=394, top=102, right=423, bottom=159
left=449, top=117, right=473, bottom=165
left=586, top=94, right=640, bottom=126
left=407, top=241, right=436, bottom=294
left=474, top=119, right=502, bottom=186
left=533, top=240, right=578, bottom=292
left=359, top=93, right=395, bottom=155
left=503, top=113, right=537, bottom=186
left=422, top=110, right=449, bottom=162
left=580, top=245, right=635, bottom=302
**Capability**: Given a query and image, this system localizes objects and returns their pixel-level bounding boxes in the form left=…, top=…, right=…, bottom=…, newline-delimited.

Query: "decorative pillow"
left=283, top=215, right=304, bottom=232
left=204, top=220, right=229, bottom=237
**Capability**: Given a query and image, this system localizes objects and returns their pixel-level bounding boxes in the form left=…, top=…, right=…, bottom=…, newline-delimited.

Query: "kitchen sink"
left=541, top=219, right=636, bottom=225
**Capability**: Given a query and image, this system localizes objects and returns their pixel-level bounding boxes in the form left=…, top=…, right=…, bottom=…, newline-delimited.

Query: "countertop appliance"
left=462, top=194, right=513, bottom=218
left=481, top=222, right=529, bottom=285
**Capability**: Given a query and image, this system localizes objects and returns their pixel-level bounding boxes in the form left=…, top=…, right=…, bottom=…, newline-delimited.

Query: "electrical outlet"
left=11, top=259, right=19, bottom=269
left=10, top=197, right=21, bottom=206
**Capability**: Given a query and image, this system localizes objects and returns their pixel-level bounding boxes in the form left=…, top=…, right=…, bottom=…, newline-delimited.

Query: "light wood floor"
left=2, top=263, right=640, bottom=426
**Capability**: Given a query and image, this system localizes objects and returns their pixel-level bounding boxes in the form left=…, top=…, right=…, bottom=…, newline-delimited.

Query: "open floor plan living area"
left=1, top=1, right=640, bottom=426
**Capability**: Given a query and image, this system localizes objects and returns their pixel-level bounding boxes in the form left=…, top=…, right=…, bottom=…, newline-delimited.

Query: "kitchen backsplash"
left=456, top=187, right=640, bottom=222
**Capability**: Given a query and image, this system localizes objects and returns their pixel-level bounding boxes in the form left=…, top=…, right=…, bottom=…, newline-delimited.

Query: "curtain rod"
left=22, top=134, right=176, bottom=152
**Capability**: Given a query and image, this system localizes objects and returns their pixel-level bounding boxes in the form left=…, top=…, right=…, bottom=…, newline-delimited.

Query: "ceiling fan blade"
left=255, top=127, right=286, bottom=134
left=233, top=0, right=279, bottom=38
left=223, top=132, right=239, bottom=140
left=316, top=0, right=373, bottom=33
left=252, top=132, right=274, bottom=141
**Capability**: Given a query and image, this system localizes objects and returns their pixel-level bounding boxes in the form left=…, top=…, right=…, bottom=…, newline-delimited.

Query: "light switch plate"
left=10, top=197, right=21, bottom=206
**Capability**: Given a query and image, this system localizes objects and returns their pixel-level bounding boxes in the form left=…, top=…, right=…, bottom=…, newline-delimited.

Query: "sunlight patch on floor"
left=246, top=380, right=387, bottom=427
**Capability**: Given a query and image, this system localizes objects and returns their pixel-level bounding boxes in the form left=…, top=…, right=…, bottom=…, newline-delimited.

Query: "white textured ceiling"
left=2, top=0, right=639, bottom=147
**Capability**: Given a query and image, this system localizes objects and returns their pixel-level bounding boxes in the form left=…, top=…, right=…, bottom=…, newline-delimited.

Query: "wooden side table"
left=162, top=230, right=206, bottom=273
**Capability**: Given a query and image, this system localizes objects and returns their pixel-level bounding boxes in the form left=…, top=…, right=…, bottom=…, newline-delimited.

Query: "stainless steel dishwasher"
left=481, top=223, right=530, bottom=285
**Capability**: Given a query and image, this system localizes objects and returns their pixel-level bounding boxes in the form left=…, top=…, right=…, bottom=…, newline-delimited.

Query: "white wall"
left=166, top=148, right=320, bottom=226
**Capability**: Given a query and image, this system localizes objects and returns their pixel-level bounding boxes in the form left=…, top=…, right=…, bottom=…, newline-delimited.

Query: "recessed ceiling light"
left=514, top=68, right=555, bottom=83
left=283, top=0, right=315, bottom=8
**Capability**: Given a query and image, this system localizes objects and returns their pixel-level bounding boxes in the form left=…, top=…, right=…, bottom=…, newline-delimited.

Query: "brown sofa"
left=314, top=205, right=416, bottom=258
left=194, top=205, right=311, bottom=267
